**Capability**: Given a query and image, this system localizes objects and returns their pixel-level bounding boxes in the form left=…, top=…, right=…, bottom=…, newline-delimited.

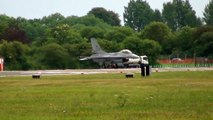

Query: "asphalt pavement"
left=0, top=67, right=213, bottom=77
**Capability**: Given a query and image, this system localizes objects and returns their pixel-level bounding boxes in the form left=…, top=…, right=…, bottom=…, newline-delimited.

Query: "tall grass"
left=0, top=71, right=213, bottom=120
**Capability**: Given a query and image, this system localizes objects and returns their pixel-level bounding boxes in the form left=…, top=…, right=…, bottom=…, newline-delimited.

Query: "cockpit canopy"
left=119, top=49, right=132, bottom=54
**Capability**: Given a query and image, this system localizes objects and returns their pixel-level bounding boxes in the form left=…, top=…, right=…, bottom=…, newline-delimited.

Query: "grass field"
left=0, top=71, right=213, bottom=120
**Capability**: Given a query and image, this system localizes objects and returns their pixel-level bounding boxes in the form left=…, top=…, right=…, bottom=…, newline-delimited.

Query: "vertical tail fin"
left=91, top=38, right=106, bottom=54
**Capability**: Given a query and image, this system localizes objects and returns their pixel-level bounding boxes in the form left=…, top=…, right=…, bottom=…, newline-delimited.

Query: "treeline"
left=0, top=0, right=213, bottom=70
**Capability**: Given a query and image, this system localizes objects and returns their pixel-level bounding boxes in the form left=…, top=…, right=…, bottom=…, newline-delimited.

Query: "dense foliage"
left=162, top=0, right=201, bottom=31
left=203, top=0, right=213, bottom=25
left=0, top=0, right=213, bottom=70
left=88, top=7, right=121, bottom=26
left=124, top=0, right=160, bottom=31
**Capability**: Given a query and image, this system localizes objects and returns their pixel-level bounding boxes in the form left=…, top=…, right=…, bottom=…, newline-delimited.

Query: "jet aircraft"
left=80, top=38, right=144, bottom=68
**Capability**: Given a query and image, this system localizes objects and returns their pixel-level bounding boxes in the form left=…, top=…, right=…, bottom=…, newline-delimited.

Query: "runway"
left=0, top=67, right=213, bottom=77
left=0, top=69, right=140, bottom=77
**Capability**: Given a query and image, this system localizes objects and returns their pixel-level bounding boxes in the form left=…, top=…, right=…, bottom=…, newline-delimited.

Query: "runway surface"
left=0, top=69, right=138, bottom=77
left=0, top=67, right=213, bottom=77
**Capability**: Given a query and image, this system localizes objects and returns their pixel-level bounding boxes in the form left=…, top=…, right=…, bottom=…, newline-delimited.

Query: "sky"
left=0, top=0, right=210, bottom=24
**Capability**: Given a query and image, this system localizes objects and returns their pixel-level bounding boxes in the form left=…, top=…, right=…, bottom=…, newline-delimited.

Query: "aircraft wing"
left=80, top=53, right=137, bottom=60
left=91, top=53, right=138, bottom=59
left=80, top=56, right=122, bottom=61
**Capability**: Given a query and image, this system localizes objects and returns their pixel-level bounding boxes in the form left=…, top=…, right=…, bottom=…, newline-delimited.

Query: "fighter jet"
left=80, top=38, right=141, bottom=68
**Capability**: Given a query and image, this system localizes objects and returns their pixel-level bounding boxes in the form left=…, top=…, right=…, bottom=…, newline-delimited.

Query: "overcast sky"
left=0, top=0, right=210, bottom=24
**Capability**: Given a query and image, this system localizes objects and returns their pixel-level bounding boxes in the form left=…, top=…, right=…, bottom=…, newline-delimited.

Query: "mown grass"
left=0, top=71, right=213, bottom=120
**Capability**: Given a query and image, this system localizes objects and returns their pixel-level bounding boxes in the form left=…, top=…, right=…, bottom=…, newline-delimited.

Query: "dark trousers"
left=140, top=64, right=150, bottom=77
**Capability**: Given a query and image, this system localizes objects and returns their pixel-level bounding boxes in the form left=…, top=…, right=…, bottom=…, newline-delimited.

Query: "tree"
left=153, top=9, right=163, bottom=22
left=162, top=0, right=201, bottom=31
left=88, top=7, right=121, bottom=26
left=0, top=15, right=12, bottom=37
left=203, top=0, right=213, bottom=25
left=51, top=24, right=83, bottom=44
left=193, top=26, right=213, bottom=57
left=196, top=32, right=213, bottom=57
left=0, top=20, right=31, bottom=44
left=39, top=43, right=69, bottom=69
left=63, top=42, right=91, bottom=69
left=140, top=22, right=172, bottom=44
left=41, top=13, right=65, bottom=27
left=174, top=26, right=194, bottom=55
left=105, top=26, right=134, bottom=43
left=140, top=22, right=174, bottom=54
left=193, top=25, right=213, bottom=39
left=0, top=41, right=30, bottom=70
left=63, top=41, right=99, bottom=68
left=122, top=37, right=161, bottom=64
left=124, top=0, right=156, bottom=31
left=18, top=18, right=49, bottom=46
left=98, top=39, right=122, bottom=52
left=80, top=26, right=105, bottom=39
left=122, top=36, right=143, bottom=55
left=71, top=15, right=112, bottom=30
left=140, top=39, right=162, bottom=64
